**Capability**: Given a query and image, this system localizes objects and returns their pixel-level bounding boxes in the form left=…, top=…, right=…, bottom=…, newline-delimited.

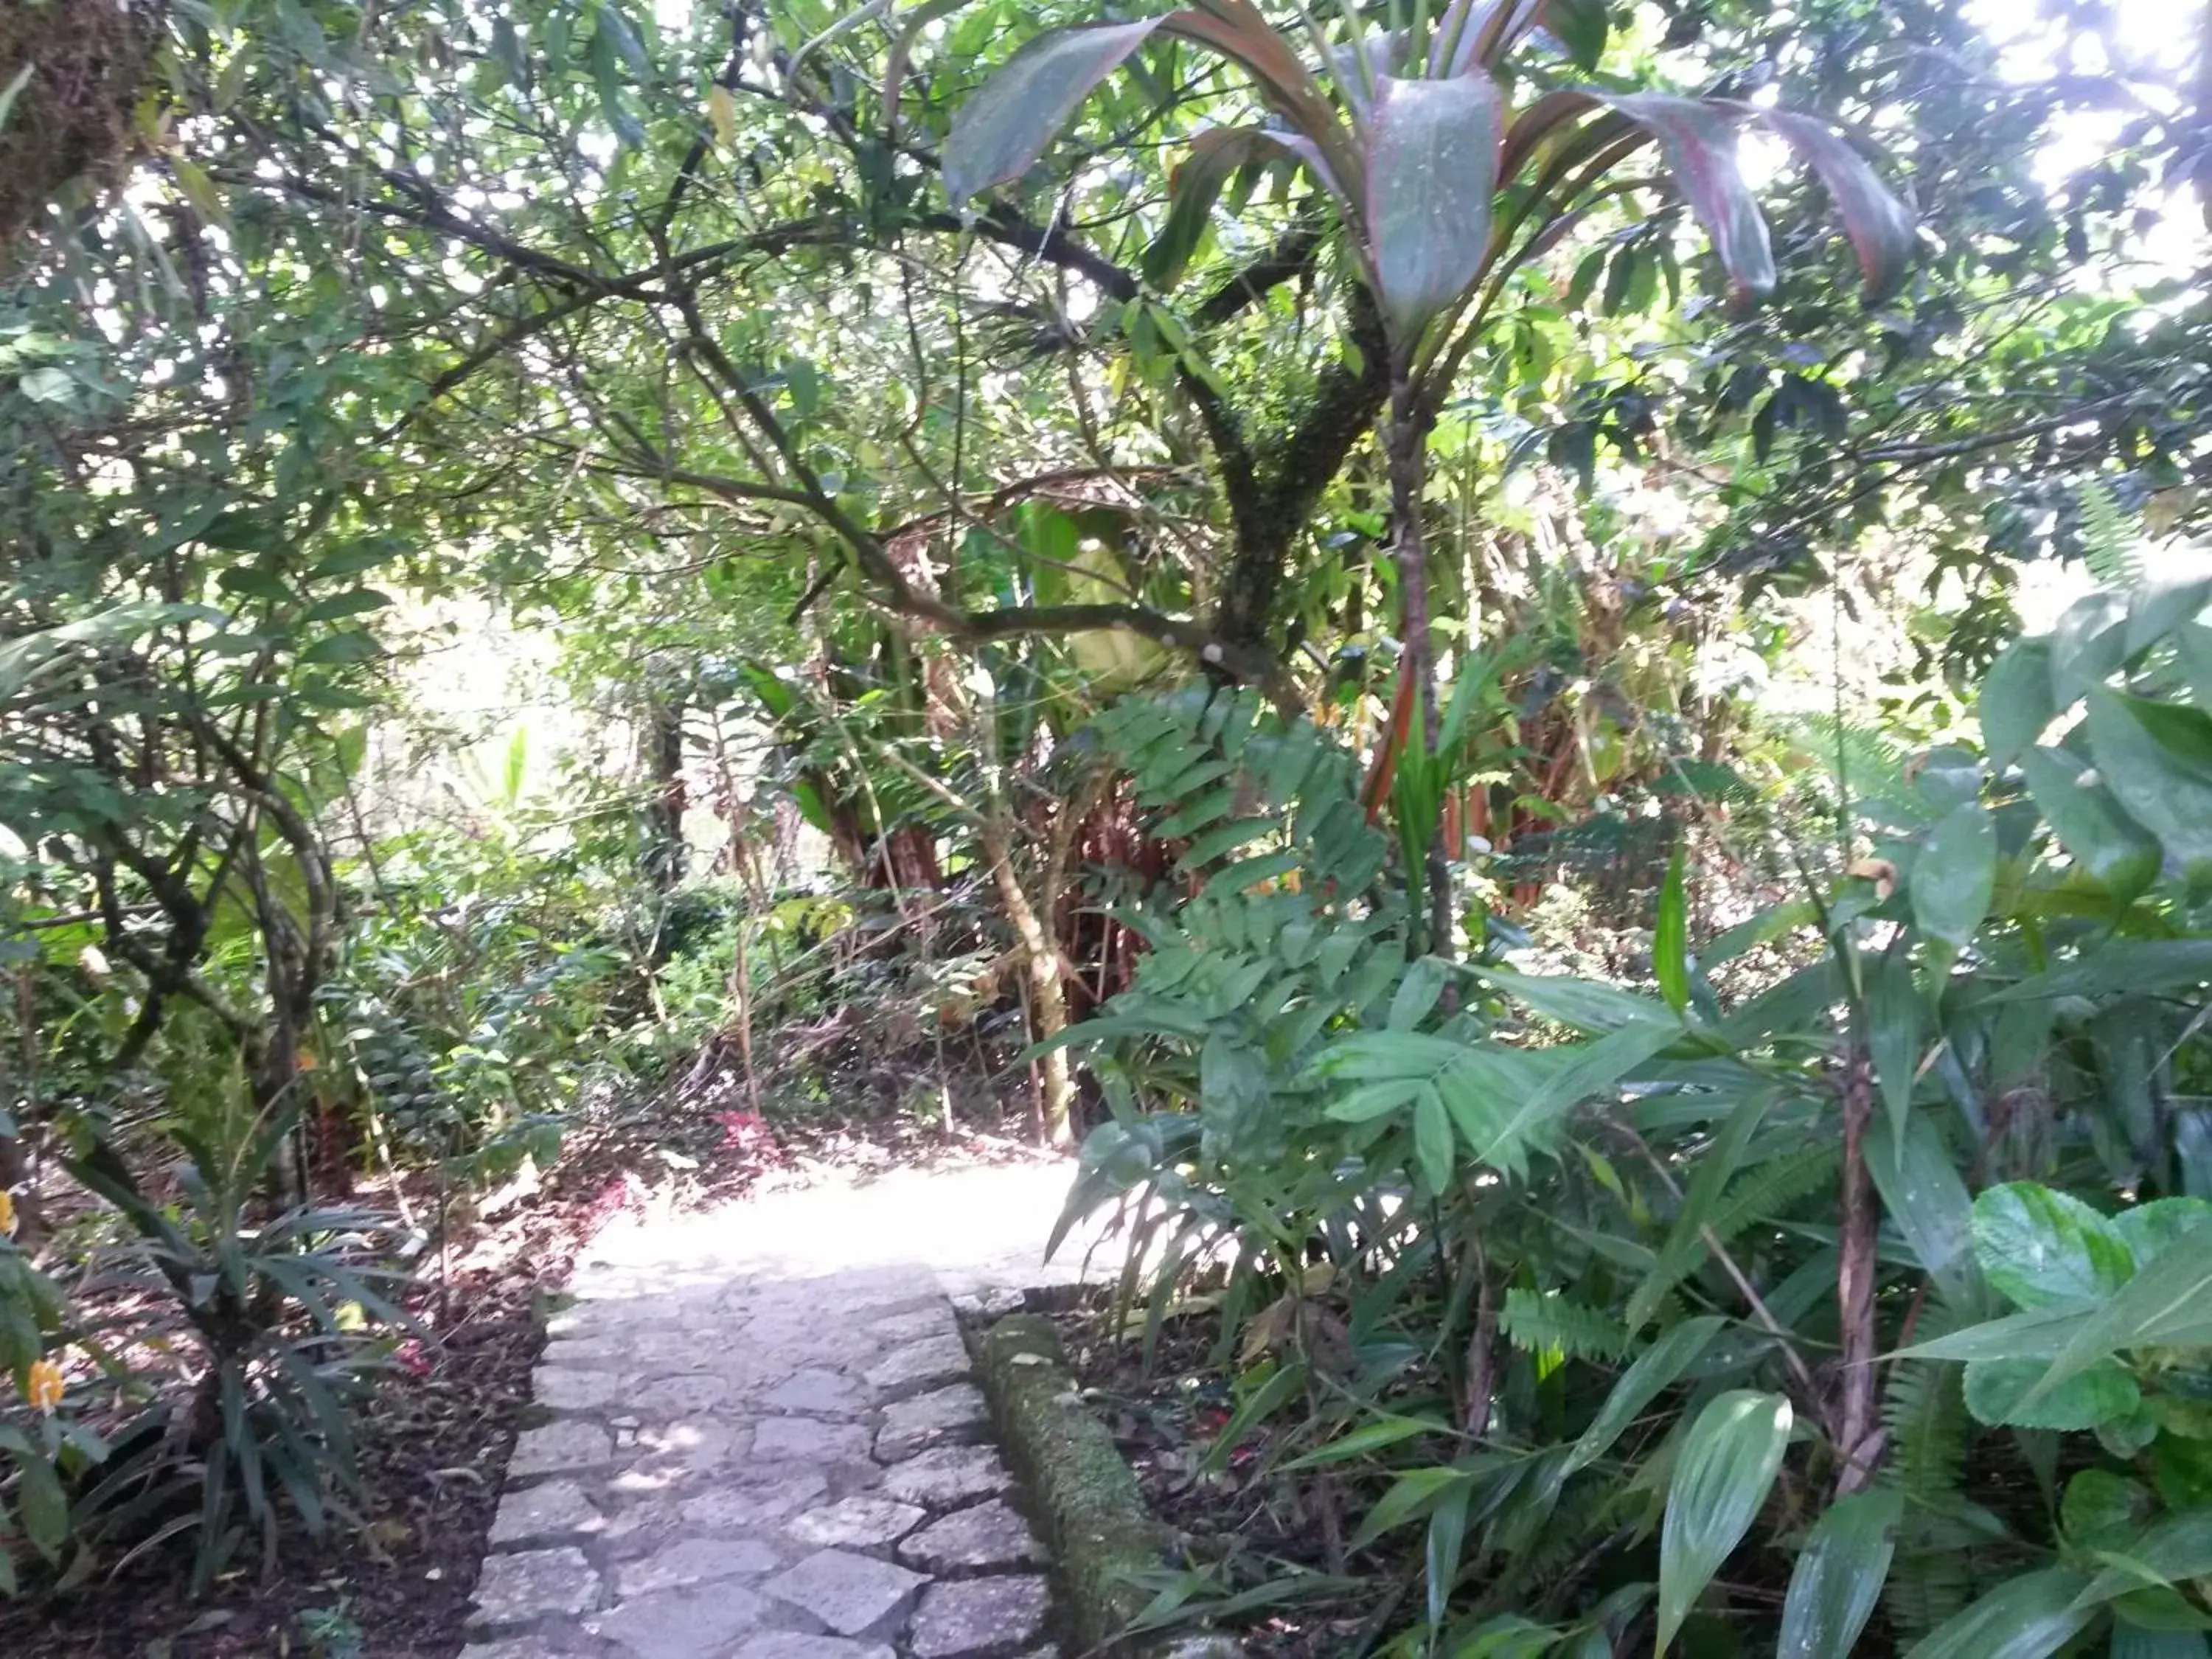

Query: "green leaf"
left=1964, top=1355, right=2140, bottom=1430
left=12, top=1449, right=67, bottom=1560
left=1973, top=1183, right=2133, bottom=1310
left=299, top=629, right=383, bottom=667
left=1564, top=1314, right=1728, bottom=1473
left=2111, top=1200, right=2212, bottom=1270
left=1867, top=950, right=1921, bottom=1147
left=1655, top=841, right=1690, bottom=1013
left=1391, top=956, right=1452, bottom=1030
left=1904, top=1568, right=2095, bottom=1659
left=1980, top=639, right=2057, bottom=768
left=1755, top=108, right=1917, bottom=303
left=1778, top=1488, right=1903, bottom=1659
left=1414, top=1090, right=1455, bottom=1193
left=1657, top=1390, right=1794, bottom=1655
left=2023, top=745, right=2163, bottom=905
left=1363, top=70, right=1506, bottom=338
left=1427, top=1478, right=1473, bottom=1632
left=2088, top=686, right=2212, bottom=893
left=1911, top=801, right=1996, bottom=949
left=1145, top=127, right=1275, bottom=291
left=942, top=19, right=1173, bottom=205
left=1604, top=95, right=1774, bottom=310
left=1472, top=966, right=1676, bottom=1033
left=1540, top=0, right=1608, bottom=70
left=1282, top=1413, right=1447, bottom=1470
left=2111, top=1624, right=2212, bottom=1659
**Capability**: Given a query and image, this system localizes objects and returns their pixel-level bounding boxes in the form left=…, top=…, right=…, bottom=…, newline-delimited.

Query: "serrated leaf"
left=1974, top=1182, right=2133, bottom=1311
left=1778, top=1487, right=1903, bottom=1659
left=1658, top=1391, right=1794, bottom=1655
left=1964, top=1355, right=2140, bottom=1430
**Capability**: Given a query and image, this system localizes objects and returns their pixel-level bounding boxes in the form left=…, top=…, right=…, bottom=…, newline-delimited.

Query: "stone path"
left=461, top=1160, right=1096, bottom=1659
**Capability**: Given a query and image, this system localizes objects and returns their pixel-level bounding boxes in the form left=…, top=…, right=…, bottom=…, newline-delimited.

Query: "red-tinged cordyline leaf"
left=1497, top=88, right=1601, bottom=185
left=1750, top=107, right=1917, bottom=302
left=942, top=18, right=1174, bottom=205
left=1365, top=71, right=1506, bottom=340
left=1329, top=28, right=1406, bottom=120
left=1431, top=0, right=1543, bottom=77
left=1165, top=0, right=1360, bottom=201
left=1601, top=93, right=1776, bottom=309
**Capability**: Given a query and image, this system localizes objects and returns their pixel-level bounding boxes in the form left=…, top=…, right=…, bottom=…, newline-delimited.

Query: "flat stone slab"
left=911, top=1575, right=1052, bottom=1658
left=587, top=1582, right=769, bottom=1658
left=881, top=1444, right=1012, bottom=1509
left=755, top=1414, right=874, bottom=1462
left=864, top=1334, right=971, bottom=1394
left=470, top=1547, right=598, bottom=1630
left=731, top=1639, right=897, bottom=1659
left=763, top=1368, right=867, bottom=1415
left=628, top=1374, right=731, bottom=1416
left=898, top=1500, right=1046, bottom=1573
left=787, top=1495, right=927, bottom=1551
left=488, top=1480, right=603, bottom=1547
left=508, top=1420, right=614, bottom=1478
left=871, top=1305, right=959, bottom=1343
left=762, top=1548, right=928, bottom=1636
left=876, top=1383, right=989, bottom=1461
left=681, top=1470, right=830, bottom=1532
left=614, top=1537, right=782, bottom=1596
left=535, top=1366, right=624, bottom=1411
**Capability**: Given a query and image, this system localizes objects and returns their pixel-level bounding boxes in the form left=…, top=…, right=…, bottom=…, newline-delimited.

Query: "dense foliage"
left=3, top=0, right=2212, bottom=1649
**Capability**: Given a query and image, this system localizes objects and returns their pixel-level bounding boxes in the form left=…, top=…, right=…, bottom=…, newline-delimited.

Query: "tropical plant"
left=946, top=0, right=1915, bottom=948
left=1054, top=560, right=2212, bottom=1652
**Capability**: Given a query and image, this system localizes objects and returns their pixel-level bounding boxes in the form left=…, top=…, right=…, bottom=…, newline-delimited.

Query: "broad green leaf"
left=2052, top=590, right=2132, bottom=703
left=1472, top=966, right=1676, bottom=1033
left=1778, top=1488, right=1903, bottom=1659
left=1992, top=939, right=2212, bottom=1002
left=1905, top=1568, right=2096, bottom=1659
left=1283, top=1413, right=1447, bottom=1470
left=2112, top=1200, right=2212, bottom=1270
left=1867, top=949, right=1921, bottom=1146
left=1912, top=800, right=1995, bottom=948
left=1964, top=1355, right=2140, bottom=1430
left=1363, top=70, right=1506, bottom=338
left=11, top=1450, right=66, bottom=1560
left=1974, top=1182, right=2133, bottom=1310
left=1979, top=638, right=2056, bottom=768
left=2124, top=563, right=2212, bottom=656
left=2023, top=745, right=2163, bottom=905
left=1352, top=1465, right=1472, bottom=1546
left=1756, top=108, right=1917, bottom=302
left=1655, top=841, right=1690, bottom=1014
left=1427, top=1478, right=1473, bottom=1632
left=1564, top=1315, right=1730, bottom=1472
left=2111, top=1624, right=2212, bottom=1659
left=1657, top=1390, right=1793, bottom=1655
left=1867, top=1114, right=1982, bottom=1308
left=2021, top=1215, right=2212, bottom=1402
left=1145, top=128, right=1278, bottom=291
left=1414, top=1089, right=1455, bottom=1192
left=1604, top=94, right=1774, bottom=309
left=943, top=19, right=1174, bottom=205
left=2076, top=1513, right=2212, bottom=1610
left=1391, top=956, right=1452, bottom=1029
left=2088, top=686, right=2212, bottom=892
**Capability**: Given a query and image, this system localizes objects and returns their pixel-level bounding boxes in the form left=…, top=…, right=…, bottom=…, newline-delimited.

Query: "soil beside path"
left=460, top=1159, right=1096, bottom=1659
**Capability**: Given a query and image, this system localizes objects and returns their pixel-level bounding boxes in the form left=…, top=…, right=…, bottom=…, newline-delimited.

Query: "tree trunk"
left=641, top=695, right=687, bottom=900
left=981, top=813, right=1074, bottom=1148
left=1385, top=366, right=1453, bottom=958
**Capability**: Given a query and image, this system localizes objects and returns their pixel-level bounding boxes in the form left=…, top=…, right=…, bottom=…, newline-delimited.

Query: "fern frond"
left=1500, top=1288, right=1634, bottom=1361
left=2078, top=479, right=2143, bottom=589
left=1878, top=1355, right=1972, bottom=1639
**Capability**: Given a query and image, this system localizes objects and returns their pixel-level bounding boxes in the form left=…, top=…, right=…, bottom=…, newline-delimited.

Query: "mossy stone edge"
left=970, top=1311, right=1180, bottom=1656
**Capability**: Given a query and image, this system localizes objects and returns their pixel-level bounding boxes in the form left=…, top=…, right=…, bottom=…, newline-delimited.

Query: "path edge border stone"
left=968, top=1311, right=1186, bottom=1658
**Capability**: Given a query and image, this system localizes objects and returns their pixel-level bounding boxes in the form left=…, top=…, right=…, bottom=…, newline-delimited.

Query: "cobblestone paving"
left=461, top=1162, right=1088, bottom=1659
